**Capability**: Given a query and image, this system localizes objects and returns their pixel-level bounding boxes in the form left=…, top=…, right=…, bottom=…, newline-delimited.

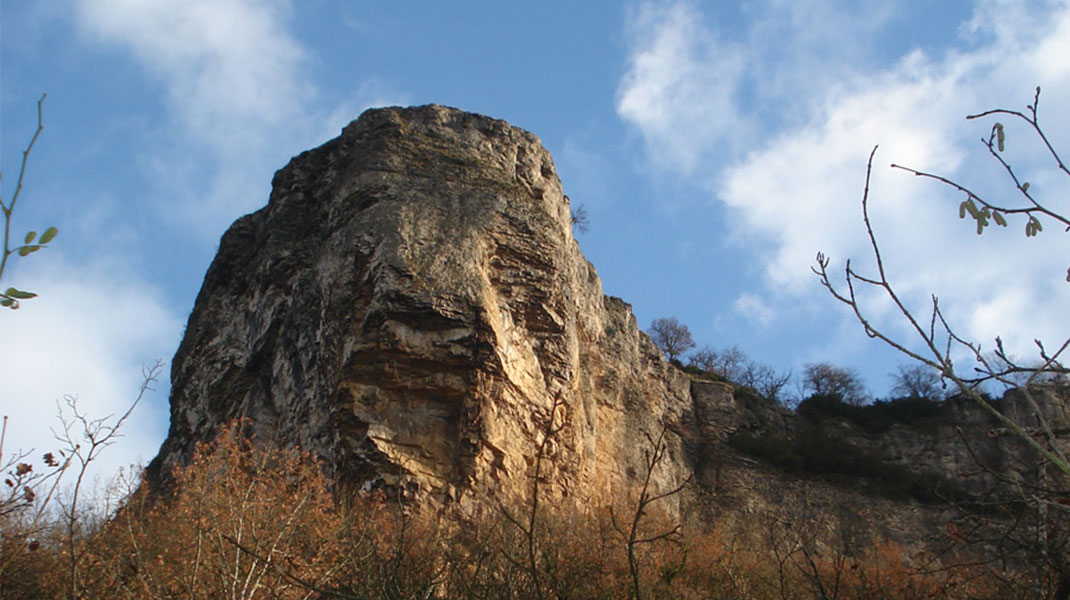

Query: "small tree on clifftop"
left=689, top=345, right=793, bottom=403
left=801, top=362, right=869, bottom=406
left=648, top=317, right=696, bottom=363
left=889, top=363, right=943, bottom=399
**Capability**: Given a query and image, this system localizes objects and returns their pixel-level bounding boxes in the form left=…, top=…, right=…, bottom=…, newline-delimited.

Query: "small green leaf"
left=4, top=288, right=37, bottom=300
left=1021, top=182, right=1030, bottom=192
left=1, top=298, right=13, bottom=307
left=993, top=212, right=1007, bottom=227
left=24, top=231, right=37, bottom=244
left=39, top=227, right=58, bottom=244
left=17, top=245, right=41, bottom=257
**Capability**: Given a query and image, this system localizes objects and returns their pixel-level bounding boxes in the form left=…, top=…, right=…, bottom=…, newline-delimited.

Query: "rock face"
left=150, top=105, right=692, bottom=511
left=151, top=103, right=1067, bottom=561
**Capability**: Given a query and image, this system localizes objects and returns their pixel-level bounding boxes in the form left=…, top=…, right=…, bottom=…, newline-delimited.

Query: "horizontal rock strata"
left=150, top=105, right=692, bottom=512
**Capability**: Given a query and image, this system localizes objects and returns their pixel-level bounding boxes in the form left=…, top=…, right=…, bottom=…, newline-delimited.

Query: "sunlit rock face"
left=147, top=102, right=1070, bottom=569
left=149, top=105, right=693, bottom=510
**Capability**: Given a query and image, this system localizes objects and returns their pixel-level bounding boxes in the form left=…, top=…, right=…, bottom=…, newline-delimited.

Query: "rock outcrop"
left=150, top=103, right=1068, bottom=564
left=150, top=105, right=692, bottom=512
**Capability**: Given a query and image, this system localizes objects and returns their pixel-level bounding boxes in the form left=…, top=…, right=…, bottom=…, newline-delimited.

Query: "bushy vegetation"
left=651, top=326, right=793, bottom=405
left=2, top=420, right=1034, bottom=599
left=728, top=425, right=968, bottom=505
left=798, top=394, right=943, bottom=433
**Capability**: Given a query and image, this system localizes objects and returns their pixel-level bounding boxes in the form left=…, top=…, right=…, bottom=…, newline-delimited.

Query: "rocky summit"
left=149, top=105, right=693, bottom=513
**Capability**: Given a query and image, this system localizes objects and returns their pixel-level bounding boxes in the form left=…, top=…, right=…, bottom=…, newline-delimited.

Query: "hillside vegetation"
left=2, top=420, right=1034, bottom=599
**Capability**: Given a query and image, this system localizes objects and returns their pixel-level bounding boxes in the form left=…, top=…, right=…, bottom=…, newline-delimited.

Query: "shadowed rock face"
left=149, top=105, right=692, bottom=509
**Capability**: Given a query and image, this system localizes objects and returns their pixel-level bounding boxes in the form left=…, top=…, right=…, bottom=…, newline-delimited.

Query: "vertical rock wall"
left=150, top=105, right=693, bottom=511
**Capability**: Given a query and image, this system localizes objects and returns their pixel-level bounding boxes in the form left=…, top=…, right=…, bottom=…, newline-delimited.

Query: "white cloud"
left=616, top=2, right=747, bottom=173
left=721, top=60, right=972, bottom=293
left=619, top=0, right=1070, bottom=366
left=616, top=0, right=898, bottom=172
left=72, top=0, right=316, bottom=232
left=75, top=0, right=309, bottom=149
left=734, top=292, right=776, bottom=327
left=0, top=253, right=182, bottom=496
left=72, top=0, right=412, bottom=237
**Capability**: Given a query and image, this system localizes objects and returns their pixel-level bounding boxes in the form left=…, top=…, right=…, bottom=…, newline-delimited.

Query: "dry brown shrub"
left=0, top=510, right=66, bottom=599
left=2, top=416, right=1040, bottom=599
left=79, top=421, right=346, bottom=599
left=331, top=487, right=451, bottom=598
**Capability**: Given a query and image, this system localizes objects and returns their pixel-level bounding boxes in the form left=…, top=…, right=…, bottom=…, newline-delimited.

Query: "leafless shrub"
left=802, top=362, right=870, bottom=406
left=889, top=363, right=944, bottom=399
left=690, top=345, right=793, bottom=403
left=648, top=317, right=696, bottom=363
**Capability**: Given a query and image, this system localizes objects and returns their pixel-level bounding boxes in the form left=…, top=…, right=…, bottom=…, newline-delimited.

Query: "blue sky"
left=3, top=0, right=1069, bottom=485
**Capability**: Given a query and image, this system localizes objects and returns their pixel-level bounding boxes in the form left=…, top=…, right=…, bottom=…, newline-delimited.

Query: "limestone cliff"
left=149, top=105, right=692, bottom=511
left=150, top=104, right=1067, bottom=561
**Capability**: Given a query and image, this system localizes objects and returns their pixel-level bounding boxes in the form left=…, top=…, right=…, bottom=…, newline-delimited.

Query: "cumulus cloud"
left=72, top=0, right=316, bottom=232
left=616, top=0, right=897, bottom=171
left=616, top=2, right=747, bottom=173
left=0, top=254, right=182, bottom=495
left=75, top=0, right=310, bottom=150
left=619, top=0, right=1070, bottom=363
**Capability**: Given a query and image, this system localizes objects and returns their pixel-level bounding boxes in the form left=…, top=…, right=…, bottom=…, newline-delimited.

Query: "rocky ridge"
left=150, top=104, right=1068, bottom=551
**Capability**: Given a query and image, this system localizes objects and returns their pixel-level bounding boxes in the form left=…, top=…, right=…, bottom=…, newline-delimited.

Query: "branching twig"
left=54, top=360, right=164, bottom=599
left=814, top=146, right=1070, bottom=478
left=815, top=90, right=1070, bottom=592
left=609, top=425, right=691, bottom=600
left=1, top=93, right=56, bottom=309
left=892, top=87, right=1069, bottom=281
